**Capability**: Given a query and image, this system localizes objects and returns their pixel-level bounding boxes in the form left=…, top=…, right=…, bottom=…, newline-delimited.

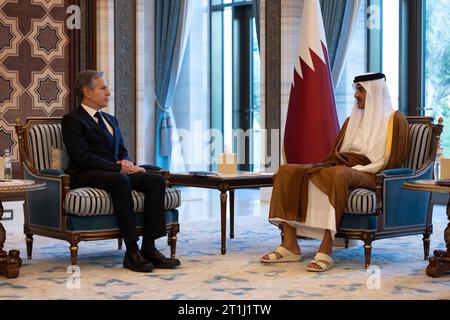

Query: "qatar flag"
left=284, top=0, right=339, bottom=164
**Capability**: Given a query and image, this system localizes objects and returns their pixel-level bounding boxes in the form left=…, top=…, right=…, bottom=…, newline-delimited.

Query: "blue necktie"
left=94, top=112, right=114, bottom=147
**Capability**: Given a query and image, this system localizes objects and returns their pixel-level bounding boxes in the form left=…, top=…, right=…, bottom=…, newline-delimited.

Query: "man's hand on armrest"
left=129, top=166, right=146, bottom=174
left=117, top=159, right=134, bottom=174
left=116, top=160, right=148, bottom=175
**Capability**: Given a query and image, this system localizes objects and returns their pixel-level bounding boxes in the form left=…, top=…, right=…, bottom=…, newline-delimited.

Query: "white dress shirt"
left=81, top=104, right=114, bottom=135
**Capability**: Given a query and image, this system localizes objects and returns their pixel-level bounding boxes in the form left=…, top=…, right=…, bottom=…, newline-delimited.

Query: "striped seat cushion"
left=65, top=187, right=181, bottom=216
left=345, top=189, right=377, bottom=215
left=404, top=124, right=432, bottom=170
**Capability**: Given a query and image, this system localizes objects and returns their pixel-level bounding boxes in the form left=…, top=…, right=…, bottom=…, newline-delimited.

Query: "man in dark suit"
left=62, top=70, right=180, bottom=272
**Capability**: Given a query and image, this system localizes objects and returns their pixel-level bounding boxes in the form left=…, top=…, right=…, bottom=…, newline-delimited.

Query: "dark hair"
left=75, top=70, right=105, bottom=101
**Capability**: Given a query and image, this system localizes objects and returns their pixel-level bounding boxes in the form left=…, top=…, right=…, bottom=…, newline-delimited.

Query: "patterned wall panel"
left=0, top=0, right=74, bottom=172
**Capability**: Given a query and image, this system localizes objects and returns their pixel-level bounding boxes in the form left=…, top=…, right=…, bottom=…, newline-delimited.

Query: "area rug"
left=0, top=200, right=449, bottom=300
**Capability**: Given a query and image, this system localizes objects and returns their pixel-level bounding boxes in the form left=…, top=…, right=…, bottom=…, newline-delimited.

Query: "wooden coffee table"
left=0, top=179, right=46, bottom=278
left=403, top=180, right=450, bottom=278
left=169, top=172, right=274, bottom=254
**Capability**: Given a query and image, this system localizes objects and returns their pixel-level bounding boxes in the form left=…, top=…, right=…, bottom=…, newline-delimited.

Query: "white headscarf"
left=340, top=77, right=395, bottom=173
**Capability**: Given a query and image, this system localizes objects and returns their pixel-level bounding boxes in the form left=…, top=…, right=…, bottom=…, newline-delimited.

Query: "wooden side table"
left=403, top=180, right=450, bottom=278
left=169, top=172, right=274, bottom=254
left=0, top=179, right=46, bottom=279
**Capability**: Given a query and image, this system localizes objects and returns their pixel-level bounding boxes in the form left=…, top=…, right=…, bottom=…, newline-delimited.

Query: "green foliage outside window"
left=426, top=0, right=450, bottom=156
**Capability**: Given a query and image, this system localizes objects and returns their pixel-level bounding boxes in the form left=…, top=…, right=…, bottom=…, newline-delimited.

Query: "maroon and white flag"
left=284, top=0, right=339, bottom=164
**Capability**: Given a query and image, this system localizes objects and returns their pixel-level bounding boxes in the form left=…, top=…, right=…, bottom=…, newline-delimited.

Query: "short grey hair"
left=75, top=70, right=105, bottom=101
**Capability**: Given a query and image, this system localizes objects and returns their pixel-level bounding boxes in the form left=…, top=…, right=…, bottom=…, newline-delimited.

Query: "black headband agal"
left=353, top=73, right=386, bottom=83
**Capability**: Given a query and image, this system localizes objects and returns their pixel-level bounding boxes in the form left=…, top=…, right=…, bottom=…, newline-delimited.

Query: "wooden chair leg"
left=70, top=241, right=79, bottom=266
left=363, top=238, right=373, bottom=269
left=170, top=235, right=177, bottom=259
left=25, top=234, right=33, bottom=260
left=118, top=237, right=123, bottom=251
left=167, top=224, right=171, bottom=246
left=423, top=233, right=431, bottom=260
left=167, top=223, right=180, bottom=259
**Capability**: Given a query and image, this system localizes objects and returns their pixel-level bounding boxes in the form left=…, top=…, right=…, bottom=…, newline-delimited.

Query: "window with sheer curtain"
left=210, top=0, right=261, bottom=172
left=171, top=0, right=210, bottom=171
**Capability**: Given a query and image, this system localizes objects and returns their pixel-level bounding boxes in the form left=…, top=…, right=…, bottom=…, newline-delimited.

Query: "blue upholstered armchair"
left=337, top=116, right=443, bottom=268
left=15, top=118, right=181, bottom=266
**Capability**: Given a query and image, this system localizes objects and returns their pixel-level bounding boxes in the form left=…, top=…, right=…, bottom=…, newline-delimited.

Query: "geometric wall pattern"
left=0, top=68, right=22, bottom=114
left=0, top=0, right=73, bottom=168
left=27, top=15, right=68, bottom=63
left=0, top=10, right=20, bottom=60
left=29, top=66, right=69, bottom=115
left=31, top=0, right=65, bottom=11
left=0, top=119, right=15, bottom=155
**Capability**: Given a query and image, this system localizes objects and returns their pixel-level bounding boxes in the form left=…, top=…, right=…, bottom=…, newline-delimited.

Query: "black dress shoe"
left=141, top=249, right=181, bottom=269
left=123, top=250, right=154, bottom=272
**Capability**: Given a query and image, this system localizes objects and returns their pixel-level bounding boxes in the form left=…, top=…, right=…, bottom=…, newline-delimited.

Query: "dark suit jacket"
left=62, top=106, right=129, bottom=178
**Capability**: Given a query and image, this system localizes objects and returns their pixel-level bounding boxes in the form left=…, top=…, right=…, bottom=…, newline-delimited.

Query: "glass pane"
left=425, top=0, right=450, bottom=156
left=211, top=10, right=223, bottom=134
left=211, top=0, right=222, bottom=6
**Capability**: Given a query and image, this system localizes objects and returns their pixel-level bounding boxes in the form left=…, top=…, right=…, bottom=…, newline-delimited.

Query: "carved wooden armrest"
left=375, top=173, right=384, bottom=214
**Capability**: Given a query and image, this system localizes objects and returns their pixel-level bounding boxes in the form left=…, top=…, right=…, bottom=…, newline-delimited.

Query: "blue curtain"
left=320, top=0, right=346, bottom=67
left=155, top=0, right=182, bottom=169
left=320, top=0, right=361, bottom=88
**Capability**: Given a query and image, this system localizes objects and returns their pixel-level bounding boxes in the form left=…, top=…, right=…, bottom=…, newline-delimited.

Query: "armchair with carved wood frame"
left=15, top=117, right=181, bottom=266
left=336, top=116, right=443, bottom=268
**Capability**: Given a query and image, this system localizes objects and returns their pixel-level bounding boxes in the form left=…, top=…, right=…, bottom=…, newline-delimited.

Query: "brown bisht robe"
left=269, top=111, right=409, bottom=227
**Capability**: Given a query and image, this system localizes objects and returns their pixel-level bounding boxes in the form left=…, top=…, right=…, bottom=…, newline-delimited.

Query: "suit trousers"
left=72, top=171, right=167, bottom=246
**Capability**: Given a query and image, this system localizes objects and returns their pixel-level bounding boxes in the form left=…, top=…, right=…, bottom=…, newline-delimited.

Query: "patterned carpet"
left=0, top=198, right=449, bottom=300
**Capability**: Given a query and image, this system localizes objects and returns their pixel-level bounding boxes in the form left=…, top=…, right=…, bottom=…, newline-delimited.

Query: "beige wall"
left=96, top=0, right=115, bottom=115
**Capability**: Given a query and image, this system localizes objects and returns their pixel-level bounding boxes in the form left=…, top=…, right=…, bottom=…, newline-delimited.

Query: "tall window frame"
left=368, top=0, right=424, bottom=116
left=210, top=0, right=261, bottom=171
